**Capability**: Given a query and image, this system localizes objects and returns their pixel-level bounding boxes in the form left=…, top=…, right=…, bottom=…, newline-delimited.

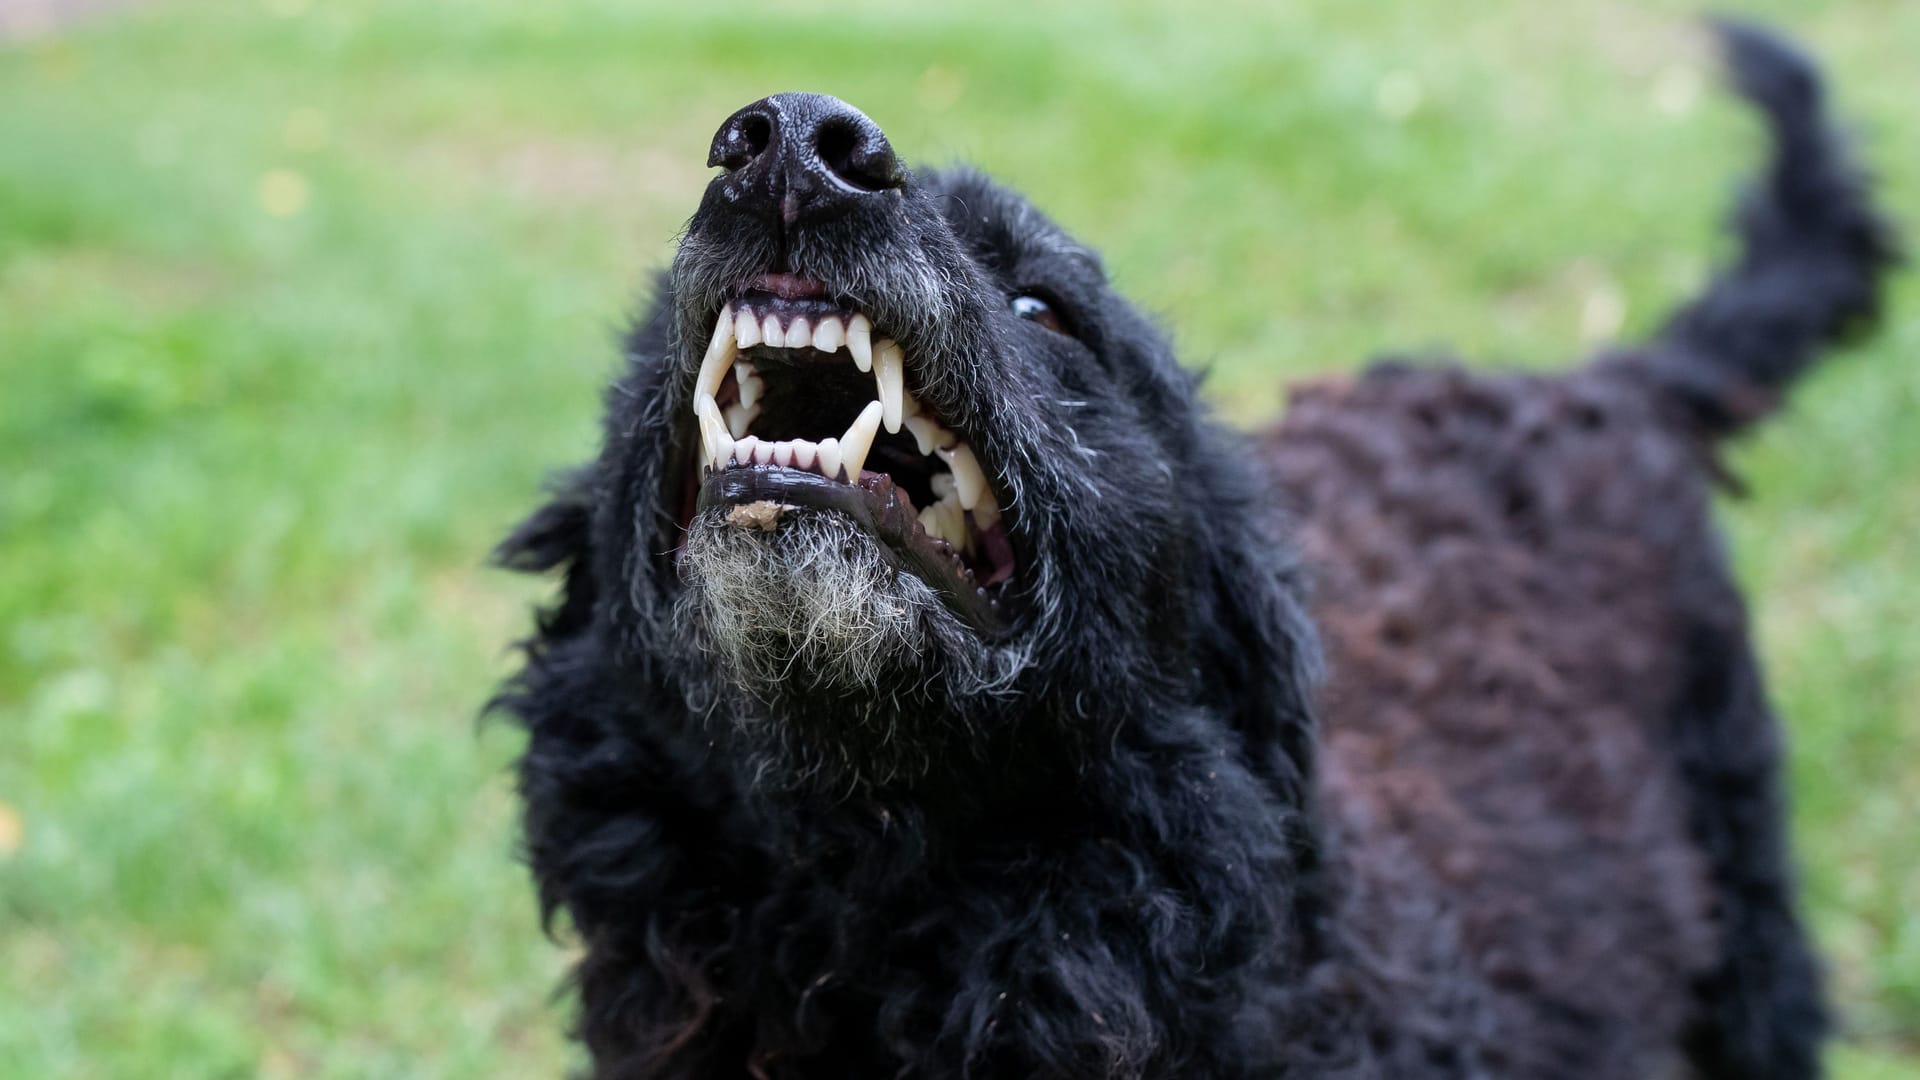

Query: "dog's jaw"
left=662, top=278, right=1040, bottom=784
left=678, top=292, right=1016, bottom=627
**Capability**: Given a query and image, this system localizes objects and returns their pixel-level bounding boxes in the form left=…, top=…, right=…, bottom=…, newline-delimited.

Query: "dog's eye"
left=1011, top=293, right=1068, bottom=336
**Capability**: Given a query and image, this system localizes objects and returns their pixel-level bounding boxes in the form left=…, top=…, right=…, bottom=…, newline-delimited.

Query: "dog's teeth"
left=847, top=313, right=872, bottom=372
left=916, top=494, right=968, bottom=548
left=772, top=440, right=795, bottom=468
left=694, top=392, right=719, bottom=452
left=737, top=362, right=763, bottom=410
left=752, top=438, right=776, bottom=465
left=874, top=338, right=905, bottom=434
left=792, top=438, right=818, bottom=470
left=905, top=416, right=935, bottom=455
left=937, top=494, right=970, bottom=552
left=724, top=401, right=759, bottom=440
left=816, top=437, right=842, bottom=481
left=734, top=306, right=762, bottom=349
left=904, top=414, right=955, bottom=456
left=839, top=399, right=883, bottom=481
left=760, top=313, right=781, bottom=348
left=695, top=308, right=739, bottom=405
left=732, top=435, right=759, bottom=466
left=971, top=489, right=1002, bottom=530
left=783, top=317, right=811, bottom=349
left=918, top=505, right=943, bottom=542
left=812, top=316, right=845, bottom=353
left=695, top=394, right=731, bottom=472
left=931, top=473, right=956, bottom=500
left=938, top=443, right=987, bottom=510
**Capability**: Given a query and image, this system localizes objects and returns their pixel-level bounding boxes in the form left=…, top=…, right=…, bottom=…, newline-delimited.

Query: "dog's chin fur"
left=675, top=509, right=1022, bottom=791
left=679, top=509, right=934, bottom=693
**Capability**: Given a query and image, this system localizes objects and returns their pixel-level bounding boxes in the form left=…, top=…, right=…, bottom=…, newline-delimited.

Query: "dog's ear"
left=494, top=467, right=599, bottom=640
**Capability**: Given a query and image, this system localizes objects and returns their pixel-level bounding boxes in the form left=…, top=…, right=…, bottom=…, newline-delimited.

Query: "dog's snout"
left=707, top=93, right=903, bottom=227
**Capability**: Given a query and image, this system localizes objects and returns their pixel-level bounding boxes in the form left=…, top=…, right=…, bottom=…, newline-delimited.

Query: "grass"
left=0, top=0, right=1914, bottom=1075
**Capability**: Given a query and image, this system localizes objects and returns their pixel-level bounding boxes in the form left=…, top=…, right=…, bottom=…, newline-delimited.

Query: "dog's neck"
left=656, top=666, right=1336, bottom=1074
left=688, top=620, right=1312, bottom=832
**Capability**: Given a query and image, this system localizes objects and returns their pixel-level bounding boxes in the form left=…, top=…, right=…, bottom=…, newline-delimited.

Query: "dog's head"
left=505, top=94, right=1316, bottom=794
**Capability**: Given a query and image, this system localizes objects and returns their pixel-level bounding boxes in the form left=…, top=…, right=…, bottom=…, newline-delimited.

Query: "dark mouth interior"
left=745, top=363, right=945, bottom=511
left=744, top=360, right=868, bottom=442
left=675, top=289, right=1016, bottom=628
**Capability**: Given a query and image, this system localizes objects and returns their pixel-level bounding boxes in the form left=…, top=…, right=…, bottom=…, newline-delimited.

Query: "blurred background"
left=1, top=0, right=1914, bottom=1076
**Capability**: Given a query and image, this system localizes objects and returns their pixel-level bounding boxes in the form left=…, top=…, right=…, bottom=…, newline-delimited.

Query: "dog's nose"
left=707, top=93, right=904, bottom=228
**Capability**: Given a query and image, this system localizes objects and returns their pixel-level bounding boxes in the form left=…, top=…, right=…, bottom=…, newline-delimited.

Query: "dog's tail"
left=1643, top=18, right=1899, bottom=437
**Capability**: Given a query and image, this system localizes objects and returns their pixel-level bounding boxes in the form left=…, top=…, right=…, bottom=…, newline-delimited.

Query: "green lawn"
left=2, top=1, right=1914, bottom=1075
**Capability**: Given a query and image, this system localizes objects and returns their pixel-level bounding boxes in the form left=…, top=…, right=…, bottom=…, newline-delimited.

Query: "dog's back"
left=1262, top=22, right=1897, bottom=1080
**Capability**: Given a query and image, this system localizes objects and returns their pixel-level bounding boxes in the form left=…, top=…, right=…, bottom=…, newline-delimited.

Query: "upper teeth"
left=846, top=313, right=872, bottom=372
left=782, top=318, right=810, bottom=350
left=691, top=301, right=1003, bottom=551
left=812, top=317, right=845, bottom=353
left=936, top=444, right=987, bottom=510
left=874, top=339, right=905, bottom=434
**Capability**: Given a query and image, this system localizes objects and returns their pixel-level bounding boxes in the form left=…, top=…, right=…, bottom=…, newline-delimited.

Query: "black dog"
left=495, top=21, right=1896, bottom=1078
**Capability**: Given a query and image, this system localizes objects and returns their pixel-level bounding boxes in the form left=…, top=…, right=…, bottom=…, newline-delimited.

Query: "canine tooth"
left=847, top=313, right=872, bottom=372
left=724, top=401, right=759, bottom=439
left=874, top=338, right=905, bottom=434
left=970, top=489, right=1002, bottom=530
left=761, top=313, right=781, bottom=347
left=734, top=307, right=762, bottom=349
left=816, top=437, right=843, bottom=481
left=695, top=308, right=738, bottom=404
left=812, top=316, right=845, bottom=353
left=839, top=400, right=883, bottom=481
left=792, top=438, right=818, bottom=470
left=938, top=443, right=987, bottom=510
left=772, top=440, right=794, bottom=467
left=783, top=317, right=811, bottom=349
left=695, top=394, right=729, bottom=470
left=732, top=435, right=759, bottom=465
left=904, top=415, right=954, bottom=456
left=752, top=439, right=776, bottom=465
left=737, top=363, right=763, bottom=409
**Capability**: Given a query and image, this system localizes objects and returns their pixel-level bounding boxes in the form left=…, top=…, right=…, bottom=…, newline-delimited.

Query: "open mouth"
left=676, top=274, right=1016, bottom=631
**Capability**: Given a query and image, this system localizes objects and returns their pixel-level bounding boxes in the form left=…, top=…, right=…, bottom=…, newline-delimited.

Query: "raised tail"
left=1647, top=18, right=1900, bottom=436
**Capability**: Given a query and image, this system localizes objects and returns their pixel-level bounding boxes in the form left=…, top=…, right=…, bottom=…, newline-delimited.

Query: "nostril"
left=814, top=118, right=856, bottom=175
left=813, top=116, right=903, bottom=193
left=739, top=115, right=772, bottom=160
left=710, top=110, right=775, bottom=171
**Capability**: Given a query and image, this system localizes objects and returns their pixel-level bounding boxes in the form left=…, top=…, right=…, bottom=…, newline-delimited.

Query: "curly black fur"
left=493, top=21, right=1896, bottom=1079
